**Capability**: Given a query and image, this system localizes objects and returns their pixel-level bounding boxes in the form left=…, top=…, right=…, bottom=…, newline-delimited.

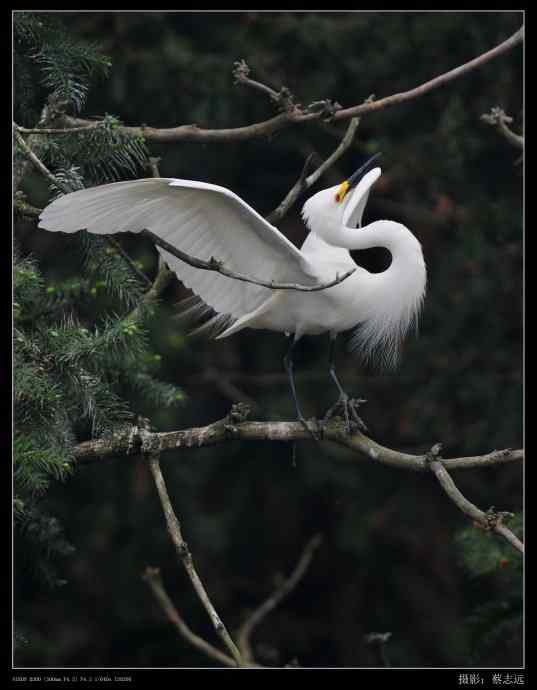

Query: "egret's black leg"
left=284, top=337, right=318, bottom=442
left=324, top=334, right=367, bottom=433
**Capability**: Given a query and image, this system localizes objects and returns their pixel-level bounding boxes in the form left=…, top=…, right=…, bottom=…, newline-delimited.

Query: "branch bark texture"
left=53, top=27, right=522, bottom=145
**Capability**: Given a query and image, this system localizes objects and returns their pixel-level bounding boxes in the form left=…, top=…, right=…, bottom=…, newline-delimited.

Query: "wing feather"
left=39, top=178, right=318, bottom=319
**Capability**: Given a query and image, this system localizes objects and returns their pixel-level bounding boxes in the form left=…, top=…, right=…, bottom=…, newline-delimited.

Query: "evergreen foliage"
left=14, top=12, right=111, bottom=120
left=14, top=244, right=183, bottom=588
left=14, top=11, right=182, bottom=596
left=14, top=11, right=149, bottom=192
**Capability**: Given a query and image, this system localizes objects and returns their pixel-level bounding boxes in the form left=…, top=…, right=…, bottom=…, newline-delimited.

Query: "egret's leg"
left=325, top=334, right=367, bottom=432
left=284, top=337, right=318, bottom=441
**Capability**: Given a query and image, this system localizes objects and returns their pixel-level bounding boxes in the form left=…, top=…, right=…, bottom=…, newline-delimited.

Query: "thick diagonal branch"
left=146, top=451, right=245, bottom=667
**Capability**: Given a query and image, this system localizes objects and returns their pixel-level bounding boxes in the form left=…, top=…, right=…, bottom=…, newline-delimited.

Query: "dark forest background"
left=14, top=11, right=523, bottom=668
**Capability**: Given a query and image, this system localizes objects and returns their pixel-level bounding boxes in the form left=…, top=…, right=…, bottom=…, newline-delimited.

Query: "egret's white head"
left=301, top=154, right=382, bottom=236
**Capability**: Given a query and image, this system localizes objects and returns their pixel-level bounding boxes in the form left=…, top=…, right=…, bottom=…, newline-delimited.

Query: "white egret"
left=38, top=156, right=427, bottom=437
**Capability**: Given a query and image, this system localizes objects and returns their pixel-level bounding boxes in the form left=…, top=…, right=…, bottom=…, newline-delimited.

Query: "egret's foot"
left=323, top=395, right=368, bottom=434
left=348, top=397, right=368, bottom=432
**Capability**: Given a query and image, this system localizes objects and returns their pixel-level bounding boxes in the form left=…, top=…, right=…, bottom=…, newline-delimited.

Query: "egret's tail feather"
left=174, top=294, right=237, bottom=339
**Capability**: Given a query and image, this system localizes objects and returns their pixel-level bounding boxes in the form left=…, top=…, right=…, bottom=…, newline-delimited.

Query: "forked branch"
left=47, top=27, right=522, bottom=144
left=73, top=405, right=524, bottom=555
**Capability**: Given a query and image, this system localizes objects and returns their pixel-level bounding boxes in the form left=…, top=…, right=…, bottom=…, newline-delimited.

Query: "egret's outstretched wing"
left=38, top=178, right=317, bottom=318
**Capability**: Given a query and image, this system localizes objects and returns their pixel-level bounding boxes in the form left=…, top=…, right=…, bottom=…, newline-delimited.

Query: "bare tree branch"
left=426, top=444, right=523, bottom=554
left=15, top=122, right=105, bottom=136
left=334, top=27, right=523, bottom=120
left=13, top=99, right=63, bottom=193
left=481, top=106, right=524, bottom=150
left=77, top=406, right=524, bottom=553
left=237, top=534, right=323, bottom=662
left=49, top=27, right=522, bottom=144
left=61, top=110, right=314, bottom=143
left=14, top=128, right=69, bottom=193
left=146, top=450, right=245, bottom=667
left=141, top=229, right=356, bottom=292
left=266, top=117, right=360, bottom=224
left=233, top=59, right=296, bottom=112
left=73, top=405, right=523, bottom=475
left=142, top=566, right=238, bottom=667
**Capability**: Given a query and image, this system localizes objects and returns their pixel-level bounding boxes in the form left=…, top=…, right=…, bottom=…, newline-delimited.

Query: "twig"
left=481, top=107, right=524, bottom=150
left=14, top=129, right=69, bottom=194
left=128, top=262, right=174, bottom=322
left=266, top=117, right=360, bottom=224
left=233, top=59, right=296, bottom=112
left=426, top=444, right=524, bottom=554
left=237, top=534, right=323, bottom=662
left=14, top=122, right=103, bottom=135
left=141, top=229, right=355, bottom=292
left=147, top=156, right=162, bottom=178
left=142, top=566, right=237, bottom=667
left=146, top=451, right=245, bottom=667
left=57, top=27, right=523, bottom=144
left=14, top=101, right=60, bottom=193
left=107, top=237, right=152, bottom=286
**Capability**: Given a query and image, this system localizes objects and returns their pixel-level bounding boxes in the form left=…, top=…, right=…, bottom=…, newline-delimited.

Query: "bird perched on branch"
left=39, top=155, right=427, bottom=438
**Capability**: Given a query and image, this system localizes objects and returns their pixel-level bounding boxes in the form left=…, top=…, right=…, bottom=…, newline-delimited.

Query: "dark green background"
left=15, top=11, right=523, bottom=668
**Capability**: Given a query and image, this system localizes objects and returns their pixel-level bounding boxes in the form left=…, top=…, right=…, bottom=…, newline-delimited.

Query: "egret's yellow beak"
left=335, top=180, right=350, bottom=204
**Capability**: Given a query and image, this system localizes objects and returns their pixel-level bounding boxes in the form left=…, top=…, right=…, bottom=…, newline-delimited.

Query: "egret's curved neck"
left=328, top=220, right=419, bottom=257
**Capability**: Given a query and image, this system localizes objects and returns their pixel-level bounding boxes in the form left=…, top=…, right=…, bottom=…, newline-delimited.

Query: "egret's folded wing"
left=38, top=178, right=318, bottom=318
